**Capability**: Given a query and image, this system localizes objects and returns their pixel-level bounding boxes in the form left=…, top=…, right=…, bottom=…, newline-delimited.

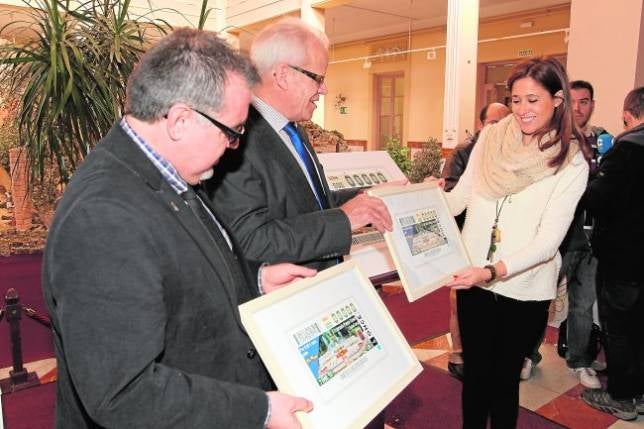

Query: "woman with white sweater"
left=443, top=57, right=591, bottom=428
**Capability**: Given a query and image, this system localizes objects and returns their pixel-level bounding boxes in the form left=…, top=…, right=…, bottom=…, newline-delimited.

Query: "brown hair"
left=623, top=86, right=644, bottom=119
left=507, top=57, right=590, bottom=167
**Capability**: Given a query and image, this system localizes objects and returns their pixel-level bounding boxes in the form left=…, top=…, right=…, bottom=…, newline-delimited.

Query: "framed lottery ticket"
left=239, top=262, right=422, bottom=429
left=316, top=151, right=407, bottom=191
left=369, top=182, right=471, bottom=302
left=317, top=151, right=405, bottom=278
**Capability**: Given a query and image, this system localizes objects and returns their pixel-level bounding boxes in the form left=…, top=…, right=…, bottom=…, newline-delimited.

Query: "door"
left=375, top=73, right=404, bottom=149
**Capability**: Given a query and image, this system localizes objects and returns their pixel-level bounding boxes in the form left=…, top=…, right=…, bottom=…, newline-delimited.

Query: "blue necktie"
left=283, top=122, right=328, bottom=209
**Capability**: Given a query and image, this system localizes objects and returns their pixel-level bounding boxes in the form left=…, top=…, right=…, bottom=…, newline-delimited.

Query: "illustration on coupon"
left=292, top=300, right=383, bottom=387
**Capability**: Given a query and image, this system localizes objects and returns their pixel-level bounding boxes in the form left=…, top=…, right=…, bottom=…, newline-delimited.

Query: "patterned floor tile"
left=0, top=358, right=56, bottom=382
left=414, top=334, right=451, bottom=350
left=413, top=348, right=449, bottom=364
left=537, top=384, right=618, bottom=429
left=425, top=350, right=450, bottom=373
left=519, top=381, right=562, bottom=411
left=528, top=344, right=580, bottom=395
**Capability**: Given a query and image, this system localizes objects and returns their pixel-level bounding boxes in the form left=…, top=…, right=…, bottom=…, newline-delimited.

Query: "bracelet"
left=484, top=264, right=497, bottom=283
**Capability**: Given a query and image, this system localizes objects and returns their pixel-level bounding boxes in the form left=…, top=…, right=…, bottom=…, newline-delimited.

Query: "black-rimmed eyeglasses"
left=193, top=109, right=244, bottom=145
left=288, top=64, right=325, bottom=85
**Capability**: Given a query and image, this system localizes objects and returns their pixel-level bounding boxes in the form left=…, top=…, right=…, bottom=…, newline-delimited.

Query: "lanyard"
left=486, top=195, right=510, bottom=262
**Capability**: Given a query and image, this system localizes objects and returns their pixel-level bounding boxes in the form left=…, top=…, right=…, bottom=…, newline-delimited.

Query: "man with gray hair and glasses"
left=206, top=18, right=393, bottom=272
left=42, top=28, right=316, bottom=428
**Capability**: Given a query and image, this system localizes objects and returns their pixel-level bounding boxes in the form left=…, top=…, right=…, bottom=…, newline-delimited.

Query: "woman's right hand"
left=423, top=176, right=446, bottom=190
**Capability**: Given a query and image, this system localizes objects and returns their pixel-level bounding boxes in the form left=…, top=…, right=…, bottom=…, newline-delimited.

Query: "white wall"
left=567, top=0, right=644, bottom=134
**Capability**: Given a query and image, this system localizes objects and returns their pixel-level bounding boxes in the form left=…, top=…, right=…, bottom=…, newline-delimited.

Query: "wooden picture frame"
left=239, top=262, right=422, bottom=429
left=369, top=182, right=472, bottom=302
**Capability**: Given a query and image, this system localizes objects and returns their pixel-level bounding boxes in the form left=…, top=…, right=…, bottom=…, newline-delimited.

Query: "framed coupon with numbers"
left=316, top=151, right=407, bottom=191
left=368, top=182, right=472, bottom=302
left=239, top=262, right=422, bottom=429
left=317, top=151, right=406, bottom=278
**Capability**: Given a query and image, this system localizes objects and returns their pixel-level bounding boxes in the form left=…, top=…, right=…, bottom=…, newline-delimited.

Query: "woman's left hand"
left=445, top=266, right=492, bottom=289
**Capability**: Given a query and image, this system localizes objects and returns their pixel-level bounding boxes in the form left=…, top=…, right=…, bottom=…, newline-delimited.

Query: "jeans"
left=562, top=249, right=598, bottom=368
left=596, top=266, right=644, bottom=400
left=458, top=287, right=550, bottom=429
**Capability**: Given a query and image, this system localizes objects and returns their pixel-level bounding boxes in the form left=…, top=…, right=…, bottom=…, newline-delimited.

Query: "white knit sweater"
left=445, top=127, right=589, bottom=301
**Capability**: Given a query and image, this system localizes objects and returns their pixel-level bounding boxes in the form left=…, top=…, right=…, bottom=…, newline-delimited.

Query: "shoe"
left=570, top=367, right=601, bottom=389
left=582, top=388, right=637, bottom=421
left=448, top=361, right=464, bottom=381
left=520, top=358, right=533, bottom=380
left=591, top=360, right=607, bottom=372
left=636, top=394, right=644, bottom=414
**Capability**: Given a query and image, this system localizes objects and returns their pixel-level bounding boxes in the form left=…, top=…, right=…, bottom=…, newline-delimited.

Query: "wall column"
left=301, top=0, right=326, bottom=128
left=567, top=0, right=644, bottom=134
left=442, top=0, right=479, bottom=149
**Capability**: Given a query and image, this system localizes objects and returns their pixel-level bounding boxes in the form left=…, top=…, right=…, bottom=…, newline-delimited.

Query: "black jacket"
left=559, top=127, right=607, bottom=254
left=206, top=106, right=357, bottom=270
left=441, top=132, right=478, bottom=192
left=585, top=123, right=644, bottom=281
left=43, top=124, right=272, bottom=428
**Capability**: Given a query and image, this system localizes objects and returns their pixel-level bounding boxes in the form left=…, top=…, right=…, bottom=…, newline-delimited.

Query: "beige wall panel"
left=325, top=7, right=570, bottom=147
left=227, top=0, right=300, bottom=28
left=568, top=0, right=644, bottom=135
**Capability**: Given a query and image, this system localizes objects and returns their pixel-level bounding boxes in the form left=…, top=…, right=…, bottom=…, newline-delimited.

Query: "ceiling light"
left=362, top=59, right=372, bottom=69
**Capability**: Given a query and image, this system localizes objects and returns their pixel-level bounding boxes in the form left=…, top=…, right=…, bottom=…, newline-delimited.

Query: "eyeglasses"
left=288, top=64, right=325, bottom=85
left=193, top=109, right=244, bottom=145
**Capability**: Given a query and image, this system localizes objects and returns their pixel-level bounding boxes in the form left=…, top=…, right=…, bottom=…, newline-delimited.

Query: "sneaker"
left=591, top=360, right=607, bottom=372
left=582, top=388, right=637, bottom=421
left=570, top=367, right=602, bottom=389
left=636, top=394, right=644, bottom=414
left=520, top=358, right=534, bottom=380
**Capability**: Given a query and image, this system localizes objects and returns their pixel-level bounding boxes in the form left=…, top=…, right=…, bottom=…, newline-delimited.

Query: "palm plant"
left=0, top=0, right=169, bottom=182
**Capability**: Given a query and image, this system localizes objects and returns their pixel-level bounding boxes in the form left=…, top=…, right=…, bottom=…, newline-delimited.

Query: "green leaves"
left=198, top=0, right=211, bottom=30
left=385, top=136, right=411, bottom=176
left=0, top=0, right=169, bottom=182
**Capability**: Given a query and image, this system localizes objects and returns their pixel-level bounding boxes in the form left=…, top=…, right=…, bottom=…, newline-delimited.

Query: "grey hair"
left=250, top=17, right=329, bottom=77
left=126, top=28, right=259, bottom=121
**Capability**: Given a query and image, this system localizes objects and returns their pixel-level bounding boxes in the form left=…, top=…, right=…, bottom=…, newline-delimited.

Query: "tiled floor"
left=410, top=323, right=644, bottom=429
left=3, top=284, right=643, bottom=429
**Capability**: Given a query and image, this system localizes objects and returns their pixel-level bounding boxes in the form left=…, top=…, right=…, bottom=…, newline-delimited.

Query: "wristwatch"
left=484, top=264, right=497, bottom=283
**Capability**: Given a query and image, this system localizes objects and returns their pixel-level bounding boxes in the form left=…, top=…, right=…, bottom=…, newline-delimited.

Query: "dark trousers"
left=596, top=265, right=644, bottom=400
left=458, top=287, right=550, bottom=429
left=563, top=249, right=598, bottom=368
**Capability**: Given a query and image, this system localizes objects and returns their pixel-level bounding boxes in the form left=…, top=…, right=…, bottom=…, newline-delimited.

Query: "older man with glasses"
left=206, top=17, right=392, bottom=273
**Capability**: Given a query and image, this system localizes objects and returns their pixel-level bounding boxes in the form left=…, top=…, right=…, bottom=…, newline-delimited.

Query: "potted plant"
left=0, top=0, right=170, bottom=183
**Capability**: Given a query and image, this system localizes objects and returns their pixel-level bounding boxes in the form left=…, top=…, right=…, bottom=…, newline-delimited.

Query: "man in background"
left=582, top=86, right=644, bottom=421
left=442, top=102, right=511, bottom=195
left=550, top=80, right=612, bottom=387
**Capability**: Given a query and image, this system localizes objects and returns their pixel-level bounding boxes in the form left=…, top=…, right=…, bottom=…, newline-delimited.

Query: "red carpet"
left=0, top=255, right=565, bottom=429
left=1, top=382, right=55, bottom=429
left=385, top=364, right=567, bottom=429
left=381, top=286, right=450, bottom=345
left=0, top=254, right=53, bottom=369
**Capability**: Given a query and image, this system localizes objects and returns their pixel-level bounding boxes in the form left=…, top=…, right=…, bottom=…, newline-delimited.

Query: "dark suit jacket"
left=42, top=123, right=272, bottom=428
left=206, top=106, right=358, bottom=271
